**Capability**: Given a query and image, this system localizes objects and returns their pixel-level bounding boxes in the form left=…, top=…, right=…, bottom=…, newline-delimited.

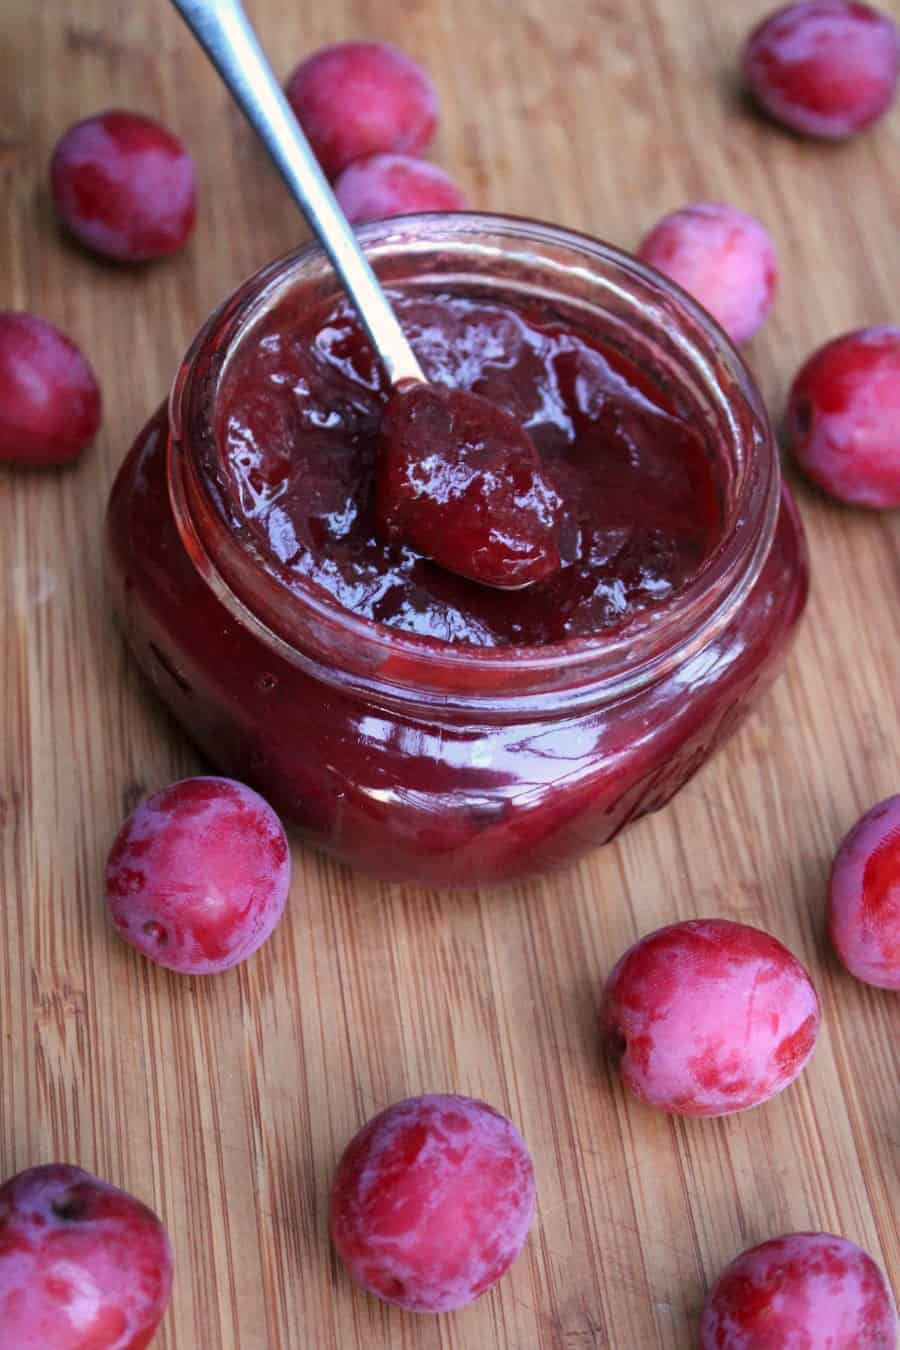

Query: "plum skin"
left=104, top=776, right=290, bottom=975
left=599, top=919, right=820, bottom=1116
left=743, top=1, right=900, bottom=140
left=330, top=1094, right=536, bottom=1313
left=0, top=312, right=101, bottom=466
left=285, top=41, right=438, bottom=180
left=788, top=327, right=900, bottom=508
left=0, top=1163, right=173, bottom=1350
left=333, top=153, right=466, bottom=224
left=829, top=794, right=900, bottom=989
left=51, top=109, right=196, bottom=262
left=700, top=1231, right=898, bottom=1348
left=636, top=202, right=778, bottom=344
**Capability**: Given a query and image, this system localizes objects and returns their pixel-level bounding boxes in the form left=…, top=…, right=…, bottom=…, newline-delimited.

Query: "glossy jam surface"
left=214, top=293, right=724, bottom=647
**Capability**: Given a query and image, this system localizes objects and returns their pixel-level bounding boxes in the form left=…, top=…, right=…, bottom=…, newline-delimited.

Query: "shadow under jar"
left=107, top=215, right=807, bottom=888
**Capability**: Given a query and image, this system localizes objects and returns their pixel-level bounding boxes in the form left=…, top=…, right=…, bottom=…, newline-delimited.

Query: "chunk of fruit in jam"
left=376, top=381, right=563, bottom=589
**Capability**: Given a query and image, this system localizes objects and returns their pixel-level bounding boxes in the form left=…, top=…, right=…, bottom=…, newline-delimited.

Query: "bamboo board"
left=1, top=1, right=898, bottom=1345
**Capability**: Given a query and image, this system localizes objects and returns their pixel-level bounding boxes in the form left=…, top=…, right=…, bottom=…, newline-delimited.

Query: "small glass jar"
left=107, top=215, right=808, bottom=887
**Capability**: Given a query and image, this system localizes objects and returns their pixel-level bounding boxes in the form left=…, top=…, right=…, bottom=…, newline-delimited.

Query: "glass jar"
left=106, top=215, right=808, bottom=887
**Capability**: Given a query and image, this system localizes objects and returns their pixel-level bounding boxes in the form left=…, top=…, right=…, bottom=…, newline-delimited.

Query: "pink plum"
left=599, top=919, right=819, bottom=1116
left=0, top=312, right=101, bottom=466
left=829, top=794, right=900, bottom=988
left=0, top=1164, right=173, bottom=1349
left=334, top=153, right=466, bottom=223
left=743, top=1, right=900, bottom=139
left=788, top=327, right=900, bottom=507
left=700, top=1231, right=898, bottom=1348
left=637, top=202, right=778, bottom=343
left=330, top=1094, right=536, bottom=1312
left=51, top=111, right=196, bottom=262
left=285, top=42, right=437, bottom=180
left=105, top=776, right=290, bottom=974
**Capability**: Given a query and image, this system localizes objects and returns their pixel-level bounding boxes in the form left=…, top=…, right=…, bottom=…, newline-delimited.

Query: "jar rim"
left=169, top=212, right=780, bottom=707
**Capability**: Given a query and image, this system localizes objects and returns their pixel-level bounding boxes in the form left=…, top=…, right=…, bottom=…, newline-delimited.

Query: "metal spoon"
left=170, top=0, right=425, bottom=386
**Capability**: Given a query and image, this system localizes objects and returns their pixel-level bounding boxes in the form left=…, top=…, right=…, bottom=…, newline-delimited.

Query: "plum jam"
left=107, top=216, right=808, bottom=886
left=215, top=292, right=721, bottom=631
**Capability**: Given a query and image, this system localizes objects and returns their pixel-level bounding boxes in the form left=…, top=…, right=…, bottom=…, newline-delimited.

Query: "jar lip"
left=170, top=211, right=780, bottom=701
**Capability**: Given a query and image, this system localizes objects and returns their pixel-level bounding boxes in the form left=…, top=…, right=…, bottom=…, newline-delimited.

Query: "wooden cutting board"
left=1, top=1, right=897, bottom=1345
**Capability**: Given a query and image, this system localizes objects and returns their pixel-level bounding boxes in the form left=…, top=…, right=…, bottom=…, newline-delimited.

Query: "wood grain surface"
left=1, top=0, right=898, bottom=1346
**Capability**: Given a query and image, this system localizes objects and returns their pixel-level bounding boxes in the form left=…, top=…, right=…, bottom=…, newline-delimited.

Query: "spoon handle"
left=171, top=0, right=424, bottom=385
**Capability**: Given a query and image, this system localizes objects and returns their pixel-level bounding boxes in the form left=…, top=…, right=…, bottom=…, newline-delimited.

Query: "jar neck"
left=168, top=214, right=780, bottom=714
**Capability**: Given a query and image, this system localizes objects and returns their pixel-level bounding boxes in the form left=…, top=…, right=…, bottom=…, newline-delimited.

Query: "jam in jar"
left=107, top=216, right=808, bottom=886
